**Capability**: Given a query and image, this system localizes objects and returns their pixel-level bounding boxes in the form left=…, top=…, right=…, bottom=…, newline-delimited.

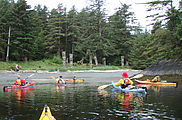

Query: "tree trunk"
left=6, top=26, right=11, bottom=62
left=57, top=46, right=60, bottom=57
left=89, top=55, right=93, bottom=69
left=94, top=56, right=98, bottom=66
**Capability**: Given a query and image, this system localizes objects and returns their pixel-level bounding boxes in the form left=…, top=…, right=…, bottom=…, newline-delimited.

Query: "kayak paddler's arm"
left=55, top=78, right=59, bottom=83
left=14, top=80, right=17, bottom=85
left=151, top=76, right=158, bottom=82
left=21, top=80, right=26, bottom=84
left=115, top=79, right=124, bottom=86
left=129, top=79, right=133, bottom=85
left=61, top=78, right=66, bottom=84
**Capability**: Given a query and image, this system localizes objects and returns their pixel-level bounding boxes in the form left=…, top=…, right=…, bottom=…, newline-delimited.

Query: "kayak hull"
left=112, top=82, right=146, bottom=93
left=66, top=79, right=84, bottom=82
left=135, top=80, right=177, bottom=86
left=39, top=105, right=54, bottom=120
left=3, top=82, right=36, bottom=90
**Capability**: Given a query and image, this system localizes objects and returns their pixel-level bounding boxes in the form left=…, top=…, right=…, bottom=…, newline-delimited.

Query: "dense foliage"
left=0, top=0, right=182, bottom=69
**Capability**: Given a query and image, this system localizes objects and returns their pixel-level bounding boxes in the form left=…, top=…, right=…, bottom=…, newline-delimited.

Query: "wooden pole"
left=121, top=56, right=124, bottom=69
left=62, top=51, right=66, bottom=67
left=126, top=60, right=129, bottom=69
left=94, top=56, right=98, bottom=66
left=69, top=54, right=73, bottom=68
left=102, top=58, right=106, bottom=66
left=6, top=26, right=11, bottom=62
left=89, top=55, right=93, bottom=69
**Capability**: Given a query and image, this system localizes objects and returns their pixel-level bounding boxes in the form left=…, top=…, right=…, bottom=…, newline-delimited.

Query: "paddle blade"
left=98, top=84, right=112, bottom=90
left=50, top=76, right=56, bottom=80
left=131, top=74, right=143, bottom=79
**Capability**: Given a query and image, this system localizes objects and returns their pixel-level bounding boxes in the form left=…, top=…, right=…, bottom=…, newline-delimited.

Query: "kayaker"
left=56, top=75, right=66, bottom=84
left=151, top=74, right=160, bottom=82
left=14, top=75, right=26, bottom=86
left=73, top=75, right=76, bottom=83
left=115, top=72, right=133, bottom=88
left=73, top=75, right=77, bottom=80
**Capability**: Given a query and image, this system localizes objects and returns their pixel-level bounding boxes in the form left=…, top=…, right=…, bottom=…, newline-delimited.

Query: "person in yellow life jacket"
left=151, top=73, right=160, bottom=82
left=115, top=72, right=133, bottom=88
left=14, top=75, right=26, bottom=86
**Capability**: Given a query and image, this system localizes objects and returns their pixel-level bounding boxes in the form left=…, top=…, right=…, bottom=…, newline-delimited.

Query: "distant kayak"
left=65, top=79, right=84, bottom=82
left=39, top=104, right=55, bottom=120
left=112, top=82, right=146, bottom=93
left=3, top=82, right=36, bottom=90
left=135, top=80, right=177, bottom=86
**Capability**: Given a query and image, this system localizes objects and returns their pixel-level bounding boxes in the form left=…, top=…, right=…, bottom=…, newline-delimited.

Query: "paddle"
left=25, top=73, right=34, bottom=80
left=97, top=73, right=144, bottom=90
left=50, top=76, right=56, bottom=82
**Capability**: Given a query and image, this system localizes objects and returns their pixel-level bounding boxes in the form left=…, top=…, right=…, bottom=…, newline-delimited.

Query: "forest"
left=0, top=0, right=182, bottom=69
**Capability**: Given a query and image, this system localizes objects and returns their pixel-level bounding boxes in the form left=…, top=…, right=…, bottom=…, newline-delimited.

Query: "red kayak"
left=3, top=82, right=36, bottom=90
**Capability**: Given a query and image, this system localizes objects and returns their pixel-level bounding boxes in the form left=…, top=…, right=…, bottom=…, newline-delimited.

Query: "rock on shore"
left=142, top=59, right=182, bottom=76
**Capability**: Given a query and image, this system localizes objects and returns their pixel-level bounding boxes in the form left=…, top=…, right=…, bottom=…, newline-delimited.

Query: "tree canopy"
left=0, top=0, right=181, bottom=69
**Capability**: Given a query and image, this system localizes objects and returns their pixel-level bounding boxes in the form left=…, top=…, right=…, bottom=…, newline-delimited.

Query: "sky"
left=26, top=0, right=180, bottom=30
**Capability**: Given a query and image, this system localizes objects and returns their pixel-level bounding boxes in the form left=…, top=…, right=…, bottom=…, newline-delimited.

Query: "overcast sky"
left=26, top=0, right=180, bottom=30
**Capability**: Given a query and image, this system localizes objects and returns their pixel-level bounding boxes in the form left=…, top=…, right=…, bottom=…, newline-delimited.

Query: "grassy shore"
left=0, top=59, right=124, bottom=72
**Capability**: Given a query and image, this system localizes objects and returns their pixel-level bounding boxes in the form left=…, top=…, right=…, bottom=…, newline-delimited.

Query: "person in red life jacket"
left=115, top=72, right=133, bottom=88
left=151, top=73, right=160, bottom=82
left=56, top=75, right=66, bottom=84
left=14, top=75, right=26, bottom=86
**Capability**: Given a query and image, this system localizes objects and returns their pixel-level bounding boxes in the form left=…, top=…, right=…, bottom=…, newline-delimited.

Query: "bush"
left=50, top=56, right=62, bottom=64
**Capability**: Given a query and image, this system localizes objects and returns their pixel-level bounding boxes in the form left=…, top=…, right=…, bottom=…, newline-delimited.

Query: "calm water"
left=0, top=71, right=182, bottom=120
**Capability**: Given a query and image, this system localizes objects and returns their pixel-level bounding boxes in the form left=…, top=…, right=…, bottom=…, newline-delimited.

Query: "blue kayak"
left=112, top=82, right=147, bottom=93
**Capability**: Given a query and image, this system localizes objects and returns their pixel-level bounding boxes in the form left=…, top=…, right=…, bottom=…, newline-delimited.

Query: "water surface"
left=0, top=71, right=182, bottom=120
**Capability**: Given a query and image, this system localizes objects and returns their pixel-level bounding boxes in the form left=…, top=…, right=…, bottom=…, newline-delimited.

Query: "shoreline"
left=0, top=69, right=142, bottom=74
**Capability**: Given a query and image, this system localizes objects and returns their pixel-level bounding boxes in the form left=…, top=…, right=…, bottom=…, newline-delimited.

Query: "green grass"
left=0, top=59, right=124, bottom=72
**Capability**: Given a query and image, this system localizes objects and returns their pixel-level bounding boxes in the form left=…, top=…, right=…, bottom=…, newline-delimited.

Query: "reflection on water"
left=111, top=89, right=146, bottom=119
left=4, top=87, right=35, bottom=101
left=0, top=72, right=182, bottom=120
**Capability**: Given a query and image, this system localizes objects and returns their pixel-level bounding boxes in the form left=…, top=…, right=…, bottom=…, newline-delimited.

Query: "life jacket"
left=124, top=78, right=130, bottom=85
left=16, top=79, right=22, bottom=85
left=156, top=76, right=160, bottom=82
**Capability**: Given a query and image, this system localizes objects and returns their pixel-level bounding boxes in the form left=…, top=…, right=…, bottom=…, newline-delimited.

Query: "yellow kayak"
left=39, top=105, right=55, bottom=120
left=135, top=80, right=177, bottom=86
left=65, top=79, right=84, bottom=82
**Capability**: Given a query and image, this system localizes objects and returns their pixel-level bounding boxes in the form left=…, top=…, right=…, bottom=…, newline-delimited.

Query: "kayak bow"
left=39, top=104, right=55, bottom=120
left=135, top=80, right=177, bottom=86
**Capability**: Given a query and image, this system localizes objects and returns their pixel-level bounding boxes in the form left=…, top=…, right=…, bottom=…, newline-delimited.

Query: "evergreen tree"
left=29, top=7, right=45, bottom=60
left=75, top=0, right=111, bottom=63
left=74, top=8, right=90, bottom=61
left=45, top=4, right=66, bottom=57
left=10, top=0, right=33, bottom=61
left=66, top=6, right=79, bottom=55
left=0, top=0, right=14, bottom=61
left=128, top=32, right=151, bottom=69
left=107, top=3, right=135, bottom=65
